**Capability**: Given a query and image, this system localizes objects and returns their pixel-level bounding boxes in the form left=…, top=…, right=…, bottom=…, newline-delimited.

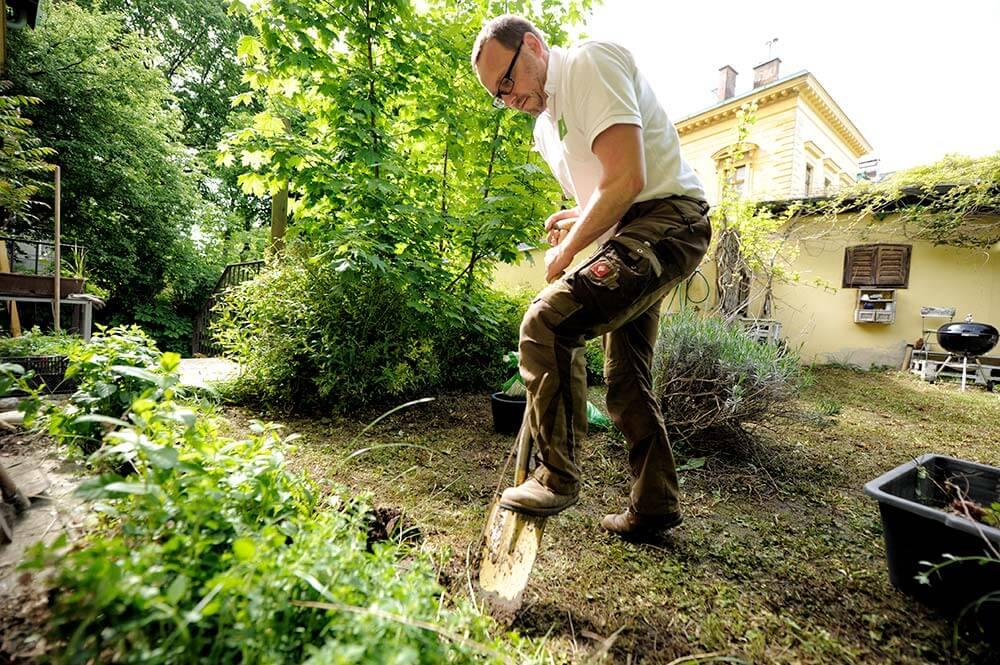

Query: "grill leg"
left=930, top=354, right=953, bottom=383
left=961, top=355, right=968, bottom=391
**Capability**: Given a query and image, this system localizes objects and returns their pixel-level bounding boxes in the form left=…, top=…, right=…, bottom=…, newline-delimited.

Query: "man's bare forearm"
left=559, top=179, right=641, bottom=258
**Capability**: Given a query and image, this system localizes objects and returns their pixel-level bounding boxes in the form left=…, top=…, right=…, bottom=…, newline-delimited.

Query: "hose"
left=666, top=268, right=710, bottom=311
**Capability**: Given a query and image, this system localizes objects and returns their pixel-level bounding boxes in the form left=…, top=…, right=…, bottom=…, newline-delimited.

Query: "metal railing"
left=191, top=260, right=264, bottom=356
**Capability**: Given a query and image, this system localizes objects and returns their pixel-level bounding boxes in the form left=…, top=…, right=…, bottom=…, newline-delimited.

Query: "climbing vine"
left=712, top=102, right=800, bottom=319
left=797, top=151, right=1000, bottom=248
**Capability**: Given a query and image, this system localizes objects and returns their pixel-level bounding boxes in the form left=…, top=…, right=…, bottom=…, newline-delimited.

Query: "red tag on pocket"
left=590, top=260, right=611, bottom=279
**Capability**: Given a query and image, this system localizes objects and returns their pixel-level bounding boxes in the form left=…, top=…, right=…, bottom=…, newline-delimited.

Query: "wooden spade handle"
left=513, top=423, right=531, bottom=485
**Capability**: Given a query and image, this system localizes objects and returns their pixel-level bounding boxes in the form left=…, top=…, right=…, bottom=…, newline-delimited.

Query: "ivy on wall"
left=790, top=152, right=1000, bottom=249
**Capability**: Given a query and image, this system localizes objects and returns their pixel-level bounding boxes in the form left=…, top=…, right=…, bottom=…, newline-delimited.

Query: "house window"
left=728, top=163, right=749, bottom=196
left=805, top=164, right=814, bottom=196
left=712, top=142, right=758, bottom=200
left=824, top=177, right=832, bottom=194
left=842, top=244, right=912, bottom=288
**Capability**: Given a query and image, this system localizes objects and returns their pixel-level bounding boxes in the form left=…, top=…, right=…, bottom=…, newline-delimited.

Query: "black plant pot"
left=490, top=391, right=526, bottom=435
left=864, top=454, right=1000, bottom=637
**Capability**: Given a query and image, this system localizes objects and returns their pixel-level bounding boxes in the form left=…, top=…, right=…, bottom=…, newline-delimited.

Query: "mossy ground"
left=224, top=368, right=1000, bottom=664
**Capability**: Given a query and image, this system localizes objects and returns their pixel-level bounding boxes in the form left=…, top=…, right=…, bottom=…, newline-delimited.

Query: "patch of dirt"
left=0, top=430, right=87, bottom=664
left=365, top=505, right=421, bottom=551
left=0, top=572, right=52, bottom=663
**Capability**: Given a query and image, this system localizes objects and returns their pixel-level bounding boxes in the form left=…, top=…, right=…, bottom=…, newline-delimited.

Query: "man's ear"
left=523, top=32, right=544, bottom=57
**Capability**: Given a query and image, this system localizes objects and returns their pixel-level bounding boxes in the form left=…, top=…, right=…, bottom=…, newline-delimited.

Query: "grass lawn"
left=225, top=367, right=1000, bottom=664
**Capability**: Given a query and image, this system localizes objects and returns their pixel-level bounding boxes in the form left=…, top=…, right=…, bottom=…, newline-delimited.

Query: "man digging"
left=472, top=15, right=711, bottom=537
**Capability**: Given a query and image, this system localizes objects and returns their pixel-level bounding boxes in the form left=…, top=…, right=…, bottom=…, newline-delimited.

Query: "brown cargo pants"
left=516, top=196, right=711, bottom=517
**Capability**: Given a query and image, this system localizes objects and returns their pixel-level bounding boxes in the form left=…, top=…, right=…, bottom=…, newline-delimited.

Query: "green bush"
left=21, top=369, right=527, bottom=663
left=32, top=325, right=177, bottom=456
left=0, top=327, right=77, bottom=357
left=652, top=310, right=805, bottom=436
left=212, top=256, right=527, bottom=412
left=585, top=337, right=605, bottom=385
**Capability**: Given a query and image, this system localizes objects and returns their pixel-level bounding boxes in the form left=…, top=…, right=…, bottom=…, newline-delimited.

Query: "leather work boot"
left=499, top=478, right=579, bottom=517
left=600, top=507, right=682, bottom=536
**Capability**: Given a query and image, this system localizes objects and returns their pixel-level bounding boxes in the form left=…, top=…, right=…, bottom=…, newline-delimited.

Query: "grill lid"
left=936, top=321, right=999, bottom=356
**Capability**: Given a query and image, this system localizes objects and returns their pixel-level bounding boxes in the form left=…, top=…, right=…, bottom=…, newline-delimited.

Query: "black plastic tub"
left=864, top=454, right=1000, bottom=619
left=1, top=355, right=76, bottom=394
left=489, top=392, right=526, bottom=435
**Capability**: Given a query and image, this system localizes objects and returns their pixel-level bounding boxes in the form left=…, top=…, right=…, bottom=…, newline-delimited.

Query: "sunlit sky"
left=582, top=0, right=1000, bottom=173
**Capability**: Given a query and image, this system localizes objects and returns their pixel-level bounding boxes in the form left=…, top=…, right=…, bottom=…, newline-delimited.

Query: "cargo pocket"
left=568, top=240, right=654, bottom=324
left=529, top=281, right=583, bottom=329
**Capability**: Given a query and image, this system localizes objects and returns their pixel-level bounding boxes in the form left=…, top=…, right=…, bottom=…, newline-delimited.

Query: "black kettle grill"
left=936, top=321, right=999, bottom=357
left=933, top=317, right=999, bottom=390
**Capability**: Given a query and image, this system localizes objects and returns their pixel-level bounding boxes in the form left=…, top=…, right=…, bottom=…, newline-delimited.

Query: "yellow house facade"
left=766, top=211, right=1000, bottom=369
left=675, top=65, right=871, bottom=203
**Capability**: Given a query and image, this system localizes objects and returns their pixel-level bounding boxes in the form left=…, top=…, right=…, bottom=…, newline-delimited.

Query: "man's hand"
left=544, top=207, right=580, bottom=244
left=546, top=217, right=577, bottom=246
left=544, top=244, right=573, bottom=283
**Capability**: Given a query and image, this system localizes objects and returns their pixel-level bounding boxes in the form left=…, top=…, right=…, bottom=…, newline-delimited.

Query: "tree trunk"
left=715, top=224, right=750, bottom=320
left=365, top=0, right=379, bottom=180
left=461, top=115, right=503, bottom=292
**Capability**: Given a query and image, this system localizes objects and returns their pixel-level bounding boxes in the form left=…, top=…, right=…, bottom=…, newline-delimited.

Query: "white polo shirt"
left=533, top=41, right=705, bottom=212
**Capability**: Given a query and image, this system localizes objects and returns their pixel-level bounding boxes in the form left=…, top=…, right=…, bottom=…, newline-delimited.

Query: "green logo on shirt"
left=558, top=117, right=567, bottom=141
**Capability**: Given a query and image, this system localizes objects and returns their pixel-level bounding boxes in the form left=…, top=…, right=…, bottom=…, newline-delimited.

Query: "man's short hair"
left=471, top=14, right=545, bottom=69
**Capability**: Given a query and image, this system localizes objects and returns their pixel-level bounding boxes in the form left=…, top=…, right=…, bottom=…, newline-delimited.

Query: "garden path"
left=178, top=357, right=239, bottom=389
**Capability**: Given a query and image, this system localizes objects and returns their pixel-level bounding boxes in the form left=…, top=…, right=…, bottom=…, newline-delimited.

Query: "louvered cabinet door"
left=843, top=245, right=877, bottom=287
left=843, top=244, right=911, bottom=288
left=874, top=244, right=911, bottom=288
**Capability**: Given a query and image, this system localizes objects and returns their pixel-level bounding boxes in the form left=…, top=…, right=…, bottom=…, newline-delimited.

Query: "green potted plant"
left=489, top=351, right=614, bottom=435
left=490, top=352, right=526, bottom=434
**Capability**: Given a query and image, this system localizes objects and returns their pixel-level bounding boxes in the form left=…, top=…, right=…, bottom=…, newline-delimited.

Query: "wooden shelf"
left=854, top=288, right=895, bottom=324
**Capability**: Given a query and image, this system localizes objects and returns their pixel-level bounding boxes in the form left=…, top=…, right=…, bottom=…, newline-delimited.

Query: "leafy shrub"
left=0, top=327, right=77, bottom=357
left=22, top=358, right=527, bottom=664
left=652, top=310, right=805, bottom=435
left=31, top=325, right=177, bottom=455
left=434, top=289, right=531, bottom=393
left=585, top=337, right=605, bottom=385
left=212, top=256, right=527, bottom=412
left=122, top=296, right=195, bottom=356
left=0, top=362, right=31, bottom=396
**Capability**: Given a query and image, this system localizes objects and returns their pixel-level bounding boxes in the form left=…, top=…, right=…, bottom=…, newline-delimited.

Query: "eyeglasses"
left=492, top=40, right=523, bottom=109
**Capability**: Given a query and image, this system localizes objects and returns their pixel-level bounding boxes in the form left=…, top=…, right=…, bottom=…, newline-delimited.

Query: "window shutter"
left=843, top=245, right=876, bottom=287
left=874, top=245, right=911, bottom=288
left=842, top=244, right=911, bottom=288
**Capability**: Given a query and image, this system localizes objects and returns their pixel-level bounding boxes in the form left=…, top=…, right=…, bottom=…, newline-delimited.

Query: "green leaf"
left=236, top=35, right=263, bottom=62
left=230, top=92, right=255, bottom=108
left=232, top=537, right=255, bottom=561
left=101, top=481, right=155, bottom=496
left=110, top=365, right=161, bottom=385
left=252, top=112, right=285, bottom=137
left=165, top=575, right=189, bottom=604
left=677, top=457, right=707, bottom=472
left=142, top=444, right=178, bottom=470
left=73, top=414, right=130, bottom=428
left=240, top=149, right=270, bottom=170
left=131, top=398, right=157, bottom=413
left=160, top=352, right=181, bottom=373
left=238, top=172, right=268, bottom=197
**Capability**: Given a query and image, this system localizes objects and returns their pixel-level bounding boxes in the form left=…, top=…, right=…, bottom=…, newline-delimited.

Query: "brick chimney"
left=752, top=58, right=781, bottom=88
left=717, top=65, right=738, bottom=102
